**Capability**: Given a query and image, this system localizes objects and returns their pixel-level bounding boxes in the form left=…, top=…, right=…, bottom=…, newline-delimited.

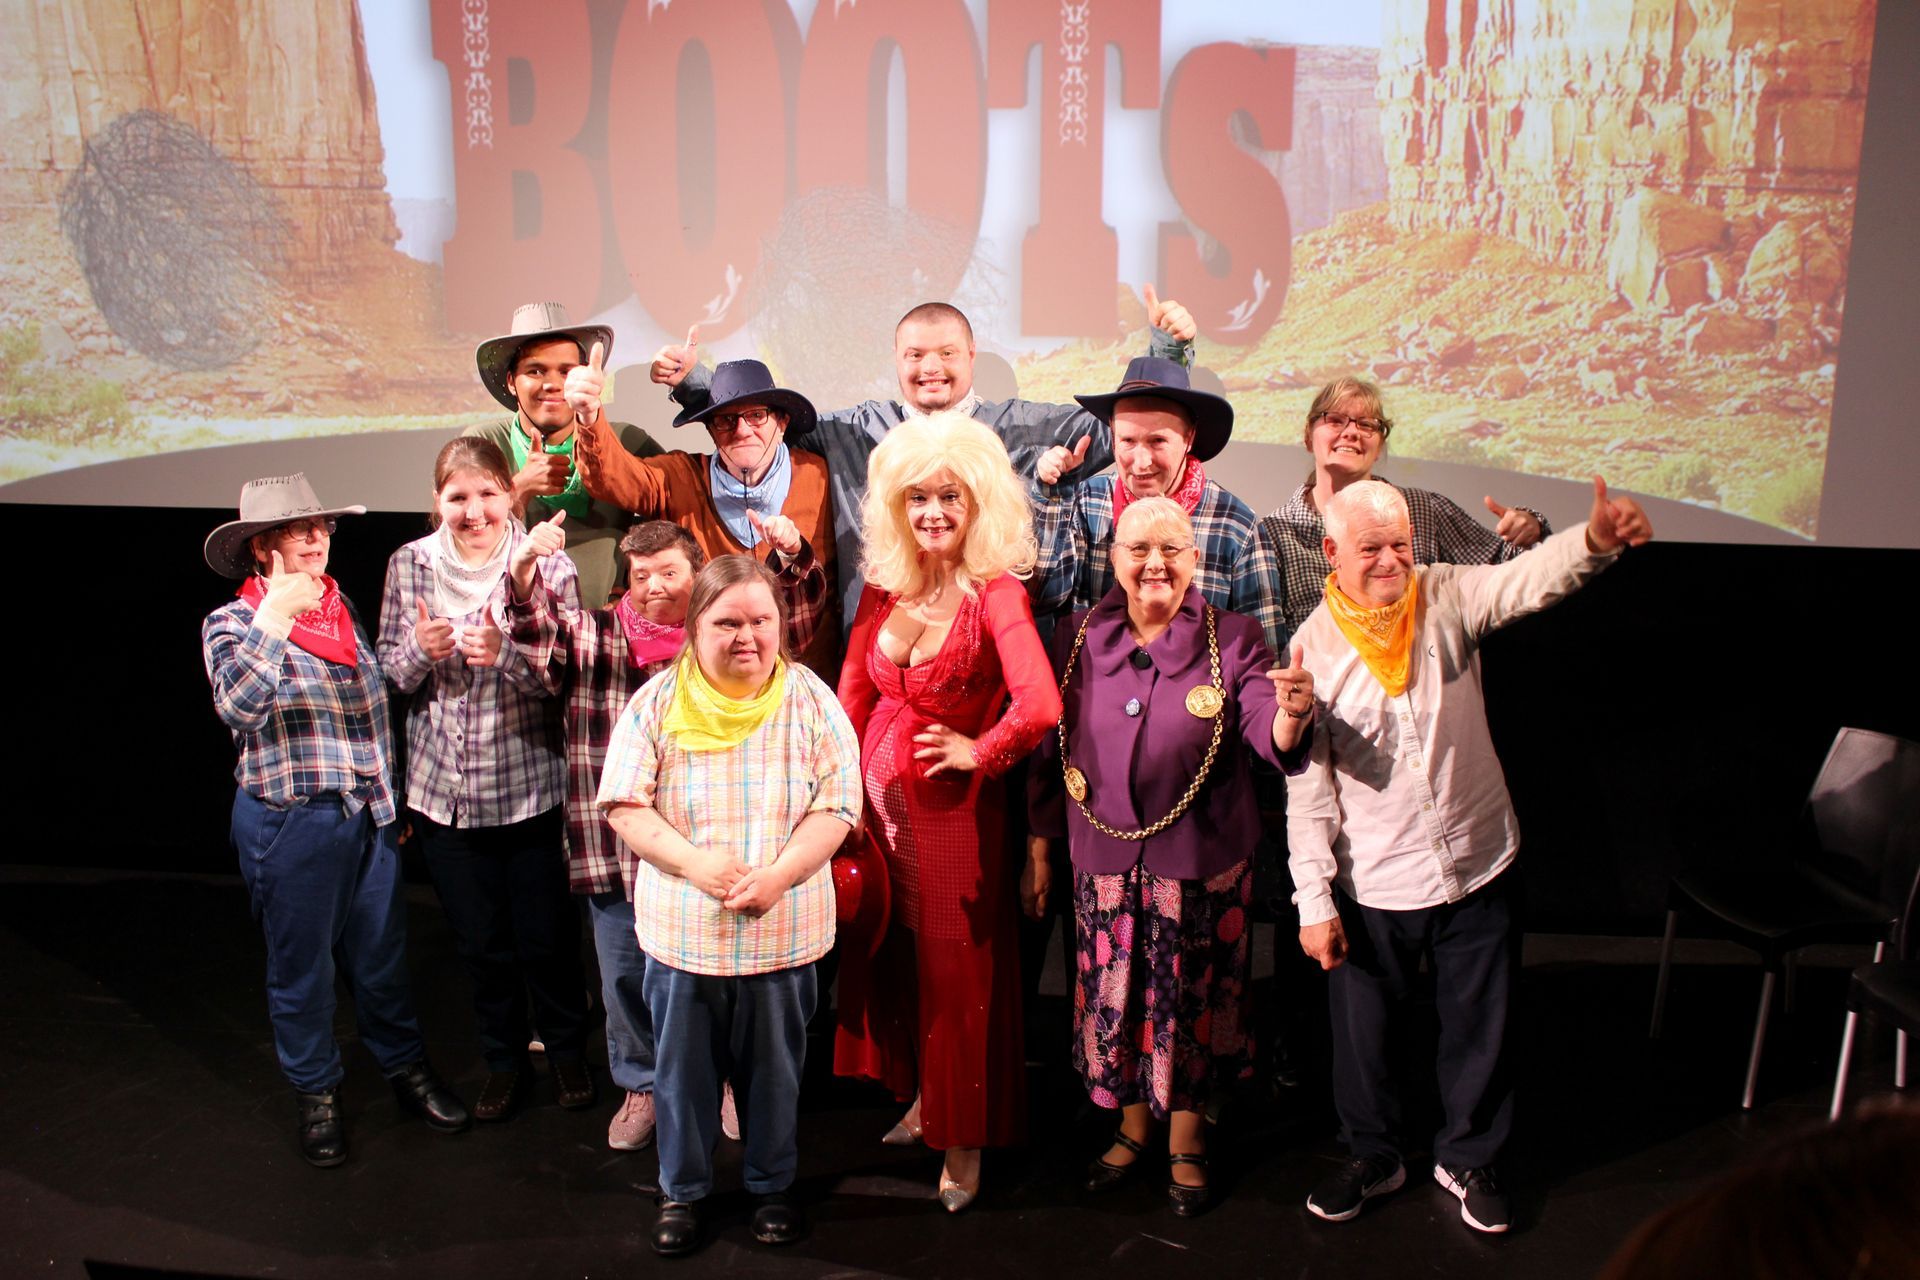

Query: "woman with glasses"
left=202, top=475, right=468, bottom=1166
left=1027, top=496, right=1314, bottom=1216
left=1257, top=376, right=1551, bottom=640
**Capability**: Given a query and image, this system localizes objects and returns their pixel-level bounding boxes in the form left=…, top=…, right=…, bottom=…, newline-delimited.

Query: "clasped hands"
left=685, top=847, right=792, bottom=917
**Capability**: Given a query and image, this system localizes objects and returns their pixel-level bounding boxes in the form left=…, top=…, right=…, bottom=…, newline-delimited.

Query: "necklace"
left=1056, top=605, right=1226, bottom=841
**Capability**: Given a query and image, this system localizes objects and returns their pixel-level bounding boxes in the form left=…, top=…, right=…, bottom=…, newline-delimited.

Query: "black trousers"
left=1328, top=871, right=1517, bottom=1170
left=415, top=806, right=589, bottom=1071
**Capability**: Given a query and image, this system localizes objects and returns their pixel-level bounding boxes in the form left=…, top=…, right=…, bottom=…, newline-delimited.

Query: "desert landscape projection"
left=0, top=0, right=1878, bottom=542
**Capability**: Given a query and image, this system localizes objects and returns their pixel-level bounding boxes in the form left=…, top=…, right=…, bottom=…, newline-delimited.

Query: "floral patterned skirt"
left=1071, top=858, right=1253, bottom=1118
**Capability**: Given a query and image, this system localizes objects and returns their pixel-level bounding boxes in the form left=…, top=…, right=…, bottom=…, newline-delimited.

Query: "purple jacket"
left=1030, top=585, right=1307, bottom=880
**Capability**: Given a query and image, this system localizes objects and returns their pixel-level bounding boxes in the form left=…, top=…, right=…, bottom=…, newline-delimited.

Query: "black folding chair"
left=1828, top=854, right=1920, bottom=1118
left=1649, top=727, right=1920, bottom=1109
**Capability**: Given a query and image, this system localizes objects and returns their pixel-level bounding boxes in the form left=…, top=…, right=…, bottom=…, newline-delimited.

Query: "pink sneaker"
left=608, top=1090, right=656, bottom=1151
left=720, top=1081, right=741, bottom=1141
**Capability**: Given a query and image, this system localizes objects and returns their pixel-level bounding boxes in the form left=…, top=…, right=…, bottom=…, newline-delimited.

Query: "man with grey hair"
left=1288, top=477, right=1652, bottom=1235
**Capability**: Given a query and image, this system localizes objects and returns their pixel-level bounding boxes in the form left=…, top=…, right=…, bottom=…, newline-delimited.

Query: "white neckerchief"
left=430, top=521, right=512, bottom=618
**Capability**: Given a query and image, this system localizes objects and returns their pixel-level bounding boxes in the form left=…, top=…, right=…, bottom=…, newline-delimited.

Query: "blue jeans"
left=231, top=789, right=424, bottom=1093
left=589, top=891, right=654, bottom=1092
left=643, top=959, right=816, bottom=1202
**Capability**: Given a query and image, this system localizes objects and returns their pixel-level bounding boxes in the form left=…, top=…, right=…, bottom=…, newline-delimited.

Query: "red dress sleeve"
left=970, top=576, right=1064, bottom=778
left=837, top=584, right=886, bottom=745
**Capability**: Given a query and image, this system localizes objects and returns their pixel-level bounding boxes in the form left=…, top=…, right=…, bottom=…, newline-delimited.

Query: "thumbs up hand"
left=747, top=508, right=802, bottom=558
left=1585, top=475, right=1654, bottom=552
left=458, top=603, right=505, bottom=668
left=511, top=424, right=572, bottom=507
left=414, top=598, right=457, bottom=661
left=1143, top=283, right=1196, bottom=343
left=1268, top=643, right=1315, bottom=752
left=651, top=325, right=700, bottom=387
left=1483, top=495, right=1543, bottom=547
left=1036, top=433, right=1093, bottom=485
left=565, top=340, right=606, bottom=425
left=261, top=549, right=323, bottom=619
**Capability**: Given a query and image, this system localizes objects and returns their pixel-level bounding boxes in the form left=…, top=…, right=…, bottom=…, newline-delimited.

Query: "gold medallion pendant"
left=1064, top=766, right=1089, bottom=802
left=1185, top=686, right=1223, bottom=719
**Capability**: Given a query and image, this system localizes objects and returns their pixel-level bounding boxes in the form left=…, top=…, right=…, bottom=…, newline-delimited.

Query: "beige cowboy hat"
left=203, top=473, right=366, bottom=579
left=474, top=302, right=616, bottom=412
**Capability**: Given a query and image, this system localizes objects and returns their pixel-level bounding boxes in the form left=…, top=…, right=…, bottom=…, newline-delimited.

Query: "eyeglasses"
left=1116, top=540, right=1195, bottom=562
left=277, top=518, right=337, bottom=541
left=1317, top=411, right=1386, bottom=438
left=711, top=406, right=776, bottom=433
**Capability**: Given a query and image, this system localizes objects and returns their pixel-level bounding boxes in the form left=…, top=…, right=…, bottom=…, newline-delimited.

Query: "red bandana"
left=239, top=575, right=359, bottom=668
left=614, top=592, right=687, bottom=668
left=1112, top=457, right=1208, bottom=525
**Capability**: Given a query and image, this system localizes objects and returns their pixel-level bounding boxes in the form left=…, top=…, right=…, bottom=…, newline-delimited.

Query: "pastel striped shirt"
left=597, top=661, right=861, bottom=976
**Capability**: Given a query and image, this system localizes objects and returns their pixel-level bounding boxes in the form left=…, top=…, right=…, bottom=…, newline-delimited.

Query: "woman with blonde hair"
left=834, top=412, right=1063, bottom=1211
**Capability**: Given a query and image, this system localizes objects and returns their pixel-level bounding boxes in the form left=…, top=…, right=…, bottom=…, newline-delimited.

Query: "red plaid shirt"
left=507, top=542, right=831, bottom=895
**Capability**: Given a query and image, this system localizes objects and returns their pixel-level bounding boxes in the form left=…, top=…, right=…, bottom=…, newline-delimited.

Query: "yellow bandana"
left=1323, top=571, right=1420, bottom=697
left=662, top=652, right=787, bottom=751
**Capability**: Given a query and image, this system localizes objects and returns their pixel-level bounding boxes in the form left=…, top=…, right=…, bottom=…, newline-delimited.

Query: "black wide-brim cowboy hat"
left=474, top=302, right=615, bottom=413
left=204, top=473, right=366, bottom=578
left=671, top=359, right=817, bottom=438
left=1074, top=355, right=1234, bottom=462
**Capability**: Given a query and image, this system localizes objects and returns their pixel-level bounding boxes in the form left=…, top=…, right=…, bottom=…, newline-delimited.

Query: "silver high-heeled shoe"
left=881, top=1099, right=924, bottom=1146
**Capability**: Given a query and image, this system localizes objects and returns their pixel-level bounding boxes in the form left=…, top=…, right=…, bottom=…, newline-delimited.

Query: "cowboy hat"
left=670, top=359, right=817, bottom=438
left=203, top=473, right=366, bottom=578
left=474, top=302, right=616, bottom=412
left=1073, top=355, right=1235, bottom=462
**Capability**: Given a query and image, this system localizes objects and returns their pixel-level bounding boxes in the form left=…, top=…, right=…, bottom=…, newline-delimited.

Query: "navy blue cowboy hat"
left=1073, top=355, right=1234, bottom=462
left=671, top=359, right=818, bottom=438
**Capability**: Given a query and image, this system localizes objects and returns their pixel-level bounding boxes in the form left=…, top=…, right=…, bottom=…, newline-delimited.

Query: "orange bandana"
left=1323, top=571, right=1419, bottom=697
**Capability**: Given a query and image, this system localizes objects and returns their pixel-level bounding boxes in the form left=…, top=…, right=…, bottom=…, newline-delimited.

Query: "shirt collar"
left=1085, top=585, right=1209, bottom=679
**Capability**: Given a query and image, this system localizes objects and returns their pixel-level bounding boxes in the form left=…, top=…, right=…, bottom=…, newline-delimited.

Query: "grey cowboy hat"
left=670, top=359, right=818, bottom=438
left=474, top=302, right=616, bottom=412
left=1073, top=355, right=1235, bottom=462
left=204, top=473, right=366, bottom=579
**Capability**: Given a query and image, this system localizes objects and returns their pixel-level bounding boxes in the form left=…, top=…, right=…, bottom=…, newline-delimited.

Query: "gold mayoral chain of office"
left=1055, top=604, right=1226, bottom=842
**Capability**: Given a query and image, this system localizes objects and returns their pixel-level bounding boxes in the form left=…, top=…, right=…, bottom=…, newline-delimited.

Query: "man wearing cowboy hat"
left=466, top=302, right=665, bottom=608
left=633, top=293, right=1196, bottom=630
left=1029, top=355, right=1283, bottom=656
left=559, top=357, right=841, bottom=679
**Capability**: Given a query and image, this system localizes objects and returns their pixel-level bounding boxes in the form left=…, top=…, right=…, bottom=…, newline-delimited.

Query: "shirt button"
left=1422, top=803, right=1432, bottom=811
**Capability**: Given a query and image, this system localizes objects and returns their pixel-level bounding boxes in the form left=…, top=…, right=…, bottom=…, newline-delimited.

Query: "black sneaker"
left=1306, top=1153, right=1405, bottom=1221
left=1434, top=1164, right=1511, bottom=1234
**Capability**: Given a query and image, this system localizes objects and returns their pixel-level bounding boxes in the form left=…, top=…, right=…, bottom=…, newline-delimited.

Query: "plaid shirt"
left=377, top=525, right=578, bottom=828
left=203, top=597, right=396, bottom=825
left=1257, top=480, right=1551, bottom=640
left=596, top=661, right=862, bottom=977
left=507, top=542, right=831, bottom=895
left=1031, top=474, right=1285, bottom=656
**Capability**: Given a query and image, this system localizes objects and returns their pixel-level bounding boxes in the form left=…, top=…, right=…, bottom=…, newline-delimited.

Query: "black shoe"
left=652, top=1200, right=700, bottom=1257
left=751, top=1192, right=805, bottom=1246
left=1084, top=1129, right=1148, bottom=1193
left=552, top=1057, right=597, bottom=1110
left=472, top=1070, right=528, bottom=1123
left=295, top=1090, right=347, bottom=1168
left=1167, top=1152, right=1212, bottom=1217
left=1306, top=1153, right=1405, bottom=1222
left=389, top=1061, right=471, bottom=1134
left=1435, top=1163, right=1511, bottom=1234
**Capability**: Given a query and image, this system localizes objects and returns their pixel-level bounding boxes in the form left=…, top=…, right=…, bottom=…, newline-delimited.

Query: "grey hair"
left=1113, top=495, right=1194, bottom=548
left=1323, top=480, right=1409, bottom=546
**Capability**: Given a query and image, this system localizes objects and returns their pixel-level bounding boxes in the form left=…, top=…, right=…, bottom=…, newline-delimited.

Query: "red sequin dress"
left=834, top=574, right=1062, bottom=1150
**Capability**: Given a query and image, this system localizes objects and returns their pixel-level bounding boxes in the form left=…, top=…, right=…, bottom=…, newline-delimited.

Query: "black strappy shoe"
left=1084, top=1129, right=1149, bottom=1193
left=1167, top=1152, right=1212, bottom=1217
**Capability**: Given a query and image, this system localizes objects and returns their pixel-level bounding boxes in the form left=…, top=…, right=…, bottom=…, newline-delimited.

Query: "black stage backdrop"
left=9, top=500, right=1915, bottom=937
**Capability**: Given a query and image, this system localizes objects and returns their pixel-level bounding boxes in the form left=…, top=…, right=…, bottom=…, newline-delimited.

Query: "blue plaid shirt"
left=202, top=597, right=396, bottom=825
left=1030, top=474, right=1286, bottom=656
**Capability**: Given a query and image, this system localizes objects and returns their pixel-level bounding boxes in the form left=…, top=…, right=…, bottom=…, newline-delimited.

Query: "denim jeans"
left=414, top=807, right=588, bottom=1071
left=231, top=789, right=424, bottom=1092
left=589, top=891, right=654, bottom=1092
left=644, top=959, right=816, bottom=1202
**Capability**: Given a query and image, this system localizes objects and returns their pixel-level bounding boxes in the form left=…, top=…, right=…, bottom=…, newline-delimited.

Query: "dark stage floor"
left=1, top=866, right=1904, bottom=1280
